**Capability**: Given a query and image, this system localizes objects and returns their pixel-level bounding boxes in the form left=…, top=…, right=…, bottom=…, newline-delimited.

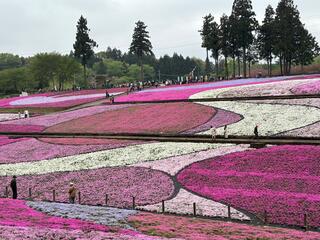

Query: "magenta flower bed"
left=177, top=145, right=320, bottom=227
left=45, top=102, right=215, bottom=134
left=0, top=136, right=27, bottom=146
left=116, top=75, right=318, bottom=102
left=5, top=105, right=130, bottom=127
left=0, top=167, right=175, bottom=207
left=291, top=80, right=320, bottom=95
left=0, top=198, right=108, bottom=231
left=0, top=124, right=45, bottom=133
left=0, top=138, right=141, bottom=164
left=39, top=137, right=143, bottom=146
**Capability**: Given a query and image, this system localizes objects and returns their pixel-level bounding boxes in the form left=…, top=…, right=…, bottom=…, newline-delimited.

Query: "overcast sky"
left=0, top=0, right=319, bottom=60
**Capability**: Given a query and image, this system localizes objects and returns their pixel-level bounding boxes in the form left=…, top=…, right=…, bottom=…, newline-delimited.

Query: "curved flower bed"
left=45, top=102, right=215, bottom=134
left=0, top=142, right=218, bottom=176
left=291, top=80, right=320, bottom=95
left=0, top=199, right=108, bottom=232
left=183, top=108, right=242, bottom=134
left=129, top=212, right=320, bottom=240
left=4, top=104, right=130, bottom=127
left=196, top=101, right=320, bottom=136
left=177, top=145, right=320, bottom=227
left=0, top=167, right=175, bottom=208
left=0, top=138, right=141, bottom=164
left=39, top=137, right=142, bottom=146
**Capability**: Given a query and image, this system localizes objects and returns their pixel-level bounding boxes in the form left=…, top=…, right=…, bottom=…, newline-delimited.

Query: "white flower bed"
left=28, top=201, right=137, bottom=229
left=0, top=114, right=20, bottom=122
left=132, top=145, right=249, bottom=175
left=190, top=78, right=320, bottom=99
left=0, top=142, right=222, bottom=176
left=196, top=101, right=320, bottom=136
left=137, top=189, right=250, bottom=221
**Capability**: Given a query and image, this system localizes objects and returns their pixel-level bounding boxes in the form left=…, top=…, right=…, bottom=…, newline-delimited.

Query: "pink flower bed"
left=5, top=104, right=130, bottom=127
left=291, top=80, right=320, bottom=95
left=129, top=212, right=320, bottom=240
left=0, top=198, right=108, bottom=232
left=0, top=167, right=175, bottom=207
left=0, top=136, right=27, bottom=146
left=177, top=145, right=320, bottom=227
left=45, top=102, right=215, bottom=134
left=116, top=75, right=320, bottom=102
left=0, top=124, right=45, bottom=133
left=0, top=138, right=141, bottom=164
left=39, top=137, right=142, bottom=146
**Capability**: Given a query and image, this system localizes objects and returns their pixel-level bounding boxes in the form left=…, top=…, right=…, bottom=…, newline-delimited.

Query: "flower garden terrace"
left=1, top=75, right=320, bottom=238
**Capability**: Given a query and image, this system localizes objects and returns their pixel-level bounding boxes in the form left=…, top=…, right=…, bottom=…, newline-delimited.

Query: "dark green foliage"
left=129, top=21, right=154, bottom=82
left=73, top=15, right=98, bottom=85
left=231, top=0, right=258, bottom=78
left=257, top=5, right=276, bottom=76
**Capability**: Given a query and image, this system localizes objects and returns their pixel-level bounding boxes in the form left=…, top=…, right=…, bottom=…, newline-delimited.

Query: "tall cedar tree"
left=220, top=14, right=231, bottom=79
left=231, top=0, right=257, bottom=78
left=209, top=19, right=221, bottom=77
left=129, top=21, right=154, bottom=82
left=200, top=14, right=214, bottom=74
left=257, top=5, right=276, bottom=76
left=73, top=16, right=97, bottom=86
left=274, top=0, right=301, bottom=75
left=228, top=14, right=240, bottom=78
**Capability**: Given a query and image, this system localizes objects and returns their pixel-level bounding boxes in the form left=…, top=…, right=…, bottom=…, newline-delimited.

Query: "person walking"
left=10, top=176, right=17, bottom=199
left=68, top=182, right=77, bottom=204
left=105, top=90, right=110, bottom=99
left=211, top=126, right=217, bottom=140
left=254, top=125, right=259, bottom=138
left=224, top=125, right=228, bottom=139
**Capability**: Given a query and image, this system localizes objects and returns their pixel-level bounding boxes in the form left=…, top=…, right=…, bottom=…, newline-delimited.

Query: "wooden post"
left=53, top=190, right=56, bottom=202
left=105, top=194, right=108, bottom=206
left=162, top=200, right=165, bottom=213
left=193, top=202, right=196, bottom=216
left=28, top=188, right=32, bottom=199
left=304, top=213, right=308, bottom=231
left=228, top=205, right=231, bottom=219
left=264, top=210, right=267, bottom=224
left=132, top=196, right=135, bottom=209
left=5, top=186, right=8, bottom=198
left=78, top=191, right=81, bottom=204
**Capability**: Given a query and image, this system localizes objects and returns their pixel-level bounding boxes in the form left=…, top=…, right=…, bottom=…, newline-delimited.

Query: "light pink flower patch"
left=45, top=102, right=215, bottom=134
left=0, top=138, right=141, bottom=164
left=0, top=198, right=108, bottom=231
left=0, top=167, right=175, bottom=208
left=177, top=145, right=320, bottom=227
left=0, top=136, right=27, bottom=146
left=291, top=80, right=320, bottom=95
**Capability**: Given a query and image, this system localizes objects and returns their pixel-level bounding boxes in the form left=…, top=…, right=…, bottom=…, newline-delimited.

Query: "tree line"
left=200, top=0, right=319, bottom=78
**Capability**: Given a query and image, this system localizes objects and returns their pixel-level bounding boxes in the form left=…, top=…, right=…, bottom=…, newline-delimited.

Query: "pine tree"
left=274, top=0, right=301, bottom=75
left=73, top=15, right=98, bottom=86
left=231, top=0, right=258, bottom=78
left=129, top=21, right=154, bottom=82
left=200, top=14, right=214, bottom=74
left=208, top=19, right=221, bottom=77
left=257, top=5, right=276, bottom=76
left=220, top=14, right=231, bottom=79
